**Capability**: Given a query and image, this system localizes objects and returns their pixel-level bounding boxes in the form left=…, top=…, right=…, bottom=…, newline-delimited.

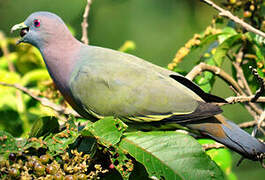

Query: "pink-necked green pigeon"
left=11, top=12, right=265, bottom=161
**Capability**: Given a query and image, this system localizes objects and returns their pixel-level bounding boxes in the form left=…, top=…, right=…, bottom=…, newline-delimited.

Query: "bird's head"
left=11, top=11, right=70, bottom=48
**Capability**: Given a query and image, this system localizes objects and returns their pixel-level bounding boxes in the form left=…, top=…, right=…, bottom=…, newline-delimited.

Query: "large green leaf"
left=118, top=131, right=224, bottom=180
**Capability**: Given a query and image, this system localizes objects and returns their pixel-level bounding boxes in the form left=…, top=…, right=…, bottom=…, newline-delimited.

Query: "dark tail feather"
left=185, top=115, right=265, bottom=161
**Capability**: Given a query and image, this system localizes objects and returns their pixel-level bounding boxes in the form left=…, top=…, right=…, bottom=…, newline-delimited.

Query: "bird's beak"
left=11, top=22, right=27, bottom=33
left=11, top=22, right=29, bottom=45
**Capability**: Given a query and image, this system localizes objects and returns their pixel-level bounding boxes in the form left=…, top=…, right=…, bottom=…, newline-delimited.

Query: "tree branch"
left=186, top=62, right=244, bottom=94
left=201, top=0, right=265, bottom=38
left=225, top=96, right=265, bottom=104
left=81, top=0, right=93, bottom=45
left=231, top=50, right=252, bottom=96
left=0, top=82, right=80, bottom=117
left=239, top=120, right=265, bottom=129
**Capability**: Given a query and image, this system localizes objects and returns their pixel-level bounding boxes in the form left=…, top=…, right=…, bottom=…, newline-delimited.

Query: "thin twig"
left=201, top=0, right=265, bottom=38
left=186, top=62, right=244, bottom=94
left=228, top=49, right=263, bottom=117
left=239, top=120, right=265, bottom=129
left=81, top=0, right=93, bottom=45
left=0, top=82, right=80, bottom=117
left=202, top=142, right=225, bottom=150
left=229, top=48, right=252, bottom=96
left=225, top=96, right=265, bottom=104
left=232, top=62, right=252, bottom=96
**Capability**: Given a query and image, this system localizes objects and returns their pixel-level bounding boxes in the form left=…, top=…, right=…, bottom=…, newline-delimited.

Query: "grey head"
left=11, top=11, right=74, bottom=49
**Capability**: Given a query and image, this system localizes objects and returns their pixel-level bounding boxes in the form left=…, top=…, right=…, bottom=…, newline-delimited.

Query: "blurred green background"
left=0, top=0, right=264, bottom=179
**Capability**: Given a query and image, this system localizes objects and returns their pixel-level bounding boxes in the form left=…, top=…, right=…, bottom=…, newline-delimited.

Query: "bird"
left=11, top=11, right=265, bottom=161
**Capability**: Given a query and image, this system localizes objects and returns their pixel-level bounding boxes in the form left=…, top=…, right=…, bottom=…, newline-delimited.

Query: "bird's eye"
left=33, top=19, right=41, bottom=28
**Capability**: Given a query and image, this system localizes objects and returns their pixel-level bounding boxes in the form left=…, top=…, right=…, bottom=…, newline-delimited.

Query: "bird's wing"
left=70, top=46, right=222, bottom=123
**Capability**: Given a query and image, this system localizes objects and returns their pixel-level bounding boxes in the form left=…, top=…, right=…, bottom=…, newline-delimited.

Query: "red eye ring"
left=33, top=19, right=41, bottom=28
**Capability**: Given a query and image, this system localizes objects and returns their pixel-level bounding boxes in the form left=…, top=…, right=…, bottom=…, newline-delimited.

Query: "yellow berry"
left=229, top=0, right=236, bottom=4
left=250, top=5, right=255, bottom=11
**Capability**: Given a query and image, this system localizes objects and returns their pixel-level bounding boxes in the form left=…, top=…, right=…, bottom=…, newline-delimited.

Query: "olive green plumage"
left=70, top=46, right=216, bottom=121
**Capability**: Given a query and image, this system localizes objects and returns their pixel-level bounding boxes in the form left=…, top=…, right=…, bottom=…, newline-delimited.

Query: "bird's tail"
left=185, top=115, right=265, bottom=161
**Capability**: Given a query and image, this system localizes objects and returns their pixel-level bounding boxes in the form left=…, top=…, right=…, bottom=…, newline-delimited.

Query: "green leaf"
left=213, top=34, right=242, bottom=66
left=200, top=34, right=221, bottom=47
left=29, top=116, right=60, bottom=138
left=198, top=139, right=234, bottom=180
left=246, top=32, right=265, bottom=47
left=217, top=27, right=237, bottom=44
left=198, top=27, right=236, bottom=47
left=118, top=131, right=224, bottom=180
left=194, top=67, right=215, bottom=93
left=0, top=130, right=18, bottom=160
left=44, top=119, right=79, bottom=155
left=195, top=52, right=216, bottom=93
left=83, top=117, right=127, bottom=147
left=23, top=136, right=47, bottom=150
